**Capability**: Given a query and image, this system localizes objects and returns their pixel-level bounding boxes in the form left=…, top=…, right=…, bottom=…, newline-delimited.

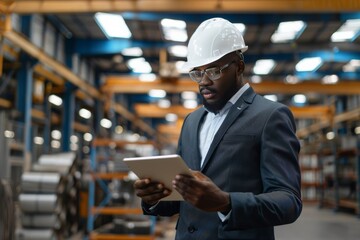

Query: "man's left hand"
left=172, top=170, right=231, bottom=212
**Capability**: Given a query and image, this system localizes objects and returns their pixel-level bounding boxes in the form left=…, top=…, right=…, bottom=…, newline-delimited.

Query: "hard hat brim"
left=182, top=46, right=248, bottom=71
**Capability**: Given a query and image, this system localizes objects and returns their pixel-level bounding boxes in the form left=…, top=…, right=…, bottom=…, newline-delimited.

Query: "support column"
left=16, top=59, right=34, bottom=172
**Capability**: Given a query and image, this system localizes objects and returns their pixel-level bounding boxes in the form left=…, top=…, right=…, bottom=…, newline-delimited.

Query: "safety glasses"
left=189, top=60, right=235, bottom=83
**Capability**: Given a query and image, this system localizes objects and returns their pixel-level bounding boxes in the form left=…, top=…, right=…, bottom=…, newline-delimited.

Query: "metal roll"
left=38, top=152, right=75, bottom=167
left=15, top=228, right=55, bottom=240
left=19, top=194, right=60, bottom=213
left=21, top=172, right=61, bottom=193
left=21, top=214, right=61, bottom=229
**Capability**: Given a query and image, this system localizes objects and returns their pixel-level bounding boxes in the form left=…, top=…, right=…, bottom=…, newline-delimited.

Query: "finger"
left=141, top=189, right=172, bottom=205
left=135, top=183, right=167, bottom=197
left=133, top=178, right=151, bottom=189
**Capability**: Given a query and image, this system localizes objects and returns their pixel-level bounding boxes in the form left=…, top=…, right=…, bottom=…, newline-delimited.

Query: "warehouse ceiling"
left=2, top=0, right=360, bottom=142
left=54, top=12, right=360, bottom=82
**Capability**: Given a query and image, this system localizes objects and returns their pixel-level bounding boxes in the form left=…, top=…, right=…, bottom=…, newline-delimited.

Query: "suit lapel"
left=189, top=108, right=207, bottom=170
left=200, top=87, right=256, bottom=171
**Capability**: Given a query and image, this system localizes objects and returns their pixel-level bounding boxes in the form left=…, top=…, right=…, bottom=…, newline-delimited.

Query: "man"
left=134, top=17, right=302, bottom=239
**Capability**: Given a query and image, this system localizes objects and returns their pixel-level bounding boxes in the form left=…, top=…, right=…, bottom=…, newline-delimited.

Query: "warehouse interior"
left=1, top=0, right=360, bottom=239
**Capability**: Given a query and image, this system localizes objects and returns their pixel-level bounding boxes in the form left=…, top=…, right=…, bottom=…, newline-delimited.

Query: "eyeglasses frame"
left=189, top=60, right=236, bottom=83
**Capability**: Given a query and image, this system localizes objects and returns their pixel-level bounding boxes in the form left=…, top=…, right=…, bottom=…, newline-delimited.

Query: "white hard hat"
left=183, top=18, right=248, bottom=70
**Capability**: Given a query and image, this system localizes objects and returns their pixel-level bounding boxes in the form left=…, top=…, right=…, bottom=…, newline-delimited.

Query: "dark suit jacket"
left=143, top=87, right=302, bottom=239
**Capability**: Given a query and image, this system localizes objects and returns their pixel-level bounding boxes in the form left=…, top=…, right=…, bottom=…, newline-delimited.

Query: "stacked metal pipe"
left=16, top=152, right=78, bottom=240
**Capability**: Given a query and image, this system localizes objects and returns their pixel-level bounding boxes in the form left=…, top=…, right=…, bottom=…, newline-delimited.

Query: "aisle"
left=275, top=205, right=360, bottom=240
left=157, top=205, right=360, bottom=240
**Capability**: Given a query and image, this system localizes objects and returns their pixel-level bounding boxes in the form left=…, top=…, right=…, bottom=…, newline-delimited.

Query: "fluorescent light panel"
left=343, top=59, right=360, bottom=72
left=161, top=18, right=188, bottom=42
left=100, top=118, right=112, bottom=129
left=331, top=19, right=360, bottom=42
left=127, top=57, right=152, bottom=73
left=48, top=94, right=62, bottom=106
left=168, top=45, right=188, bottom=58
left=121, top=47, right=143, bottom=57
left=149, top=89, right=166, bottom=98
left=95, top=12, right=131, bottom=39
left=253, top=59, right=276, bottom=75
left=271, top=21, right=306, bottom=43
left=295, top=57, right=322, bottom=72
left=79, top=108, right=92, bottom=119
left=322, top=75, right=339, bottom=84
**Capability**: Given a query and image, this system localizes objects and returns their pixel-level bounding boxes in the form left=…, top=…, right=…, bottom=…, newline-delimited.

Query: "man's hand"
left=133, top=178, right=171, bottom=205
left=172, top=170, right=231, bottom=212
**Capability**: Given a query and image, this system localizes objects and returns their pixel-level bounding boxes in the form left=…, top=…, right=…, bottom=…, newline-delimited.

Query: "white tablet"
left=123, top=154, right=191, bottom=201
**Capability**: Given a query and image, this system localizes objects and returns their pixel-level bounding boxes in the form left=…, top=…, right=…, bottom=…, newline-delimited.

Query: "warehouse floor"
left=156, top=204, right=360, bottom=240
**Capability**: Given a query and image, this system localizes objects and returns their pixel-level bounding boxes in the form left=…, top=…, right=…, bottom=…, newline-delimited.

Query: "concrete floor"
left=157, top=204, right=360, bottom=240
left=275, top=205, right=360, bottom=240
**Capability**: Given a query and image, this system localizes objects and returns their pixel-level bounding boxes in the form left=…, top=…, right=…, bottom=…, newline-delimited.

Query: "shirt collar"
left=203, top=83, right=250, bottom=115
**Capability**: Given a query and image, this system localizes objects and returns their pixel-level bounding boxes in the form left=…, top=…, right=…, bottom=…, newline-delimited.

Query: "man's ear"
left=237, top=60, right=245, bottom=75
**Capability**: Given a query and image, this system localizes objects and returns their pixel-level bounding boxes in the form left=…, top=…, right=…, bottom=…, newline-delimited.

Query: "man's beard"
left=202, top=96, right=228, bottom=114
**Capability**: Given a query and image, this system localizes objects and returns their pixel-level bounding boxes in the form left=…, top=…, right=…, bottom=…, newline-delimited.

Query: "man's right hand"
left=133, top=178, right=171, bottom=205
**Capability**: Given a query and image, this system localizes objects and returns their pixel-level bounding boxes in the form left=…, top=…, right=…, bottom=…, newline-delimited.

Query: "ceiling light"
left=326, top=131, right=335, bottom=140
left=127, top=57, right=152, bottom=73
left=70, top=135, right=78, bottom=143
left=100, top=118, right=112, bottom=129
left=175, top=61, right=189, bottom=74
left=284, top=75, right=300, bottom=84
left=149, top=89, right=166, bottom=98
left=51, top=140, right=61, bottom=149
left=161, top=18, right=187, bottom=42
left=355, top=126, right=360, bottom=135
left=158, top=99, right=171, bottom=108
left=4, top=130, right=14, bottom=138
left=331, top=19, right=360, bottom=42
left=165, top=113, right=178, bottom=122
left=139, top=73, right=156, bottom=82
left=94, top=12, right=131, bottom=39
left=264, top=95, right=278, bottom=102
left=79, top=108, right=92, bottom=119
left=51, top=130, right=62, bottom=140
left=181, top=91, right=197, bottom=100
left=83, top=133, right=93, bottom=142
left=121, top=47, right=143, bottom=57
left=253, top=59, right=276, bottom=75
left=271, top=21, right=306, bottom=43
left=322, top=75, right=339, bottom=84
left=115, top=125, right=124, bottom=134
left=295, top=57, right=322, bottom=72
left=34, top=136, right=44, bottom=145
left=343, top=59, right=360, bottom=72
left=183, top=99, right=198, bottom=109
left=48, top=94, right=63, bottom=106
left=250, top=75, right=262, bottom=83
left=70, top=143, right=78, bottom=151
left=168, top=45, right=188, bottom=58
left=293, top=94, right=307, bottom=104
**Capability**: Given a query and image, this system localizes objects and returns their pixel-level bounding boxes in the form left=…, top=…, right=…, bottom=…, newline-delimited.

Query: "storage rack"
left=87, top=138, right=156, bottom=240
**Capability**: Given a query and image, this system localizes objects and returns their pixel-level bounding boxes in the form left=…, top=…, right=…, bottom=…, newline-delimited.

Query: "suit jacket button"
left=188, top=226, right=196, bottom=233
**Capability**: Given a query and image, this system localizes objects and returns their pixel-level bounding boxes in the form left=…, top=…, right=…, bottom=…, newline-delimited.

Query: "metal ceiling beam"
left=4, top=0, right=360, bottom=13
left=134, top=103, right=197, bottom=118
left=103, top=77, right=360, bottom=95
